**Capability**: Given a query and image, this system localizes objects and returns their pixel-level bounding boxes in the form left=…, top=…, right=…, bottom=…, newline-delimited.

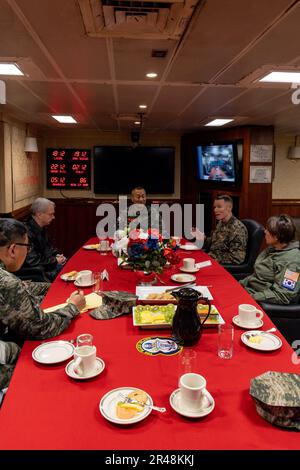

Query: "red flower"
left=148, top=228, right=162, bottom=241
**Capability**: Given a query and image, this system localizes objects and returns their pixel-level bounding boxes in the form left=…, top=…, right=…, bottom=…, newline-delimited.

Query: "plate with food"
left=83, top=244, right=100, bottom=250
left=136, top=285, right=213, bottom=303
left=241, top=331, right=282, bottom=351
left=179, top=244, right=200, bottom=251
left=61, top=270, right=78, bottom=282
left=99, top=387, right=153, bottom=425
left=133, top=304, right=224, bottom=328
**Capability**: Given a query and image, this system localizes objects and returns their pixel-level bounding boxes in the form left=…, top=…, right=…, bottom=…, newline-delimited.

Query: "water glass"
left=178, top=349, right=198, bottom=375
left=93, top=272, right=103, bottom=293
left=218, top=324, right=234, bottom=359
left=76, top=333, right=93, bottom=349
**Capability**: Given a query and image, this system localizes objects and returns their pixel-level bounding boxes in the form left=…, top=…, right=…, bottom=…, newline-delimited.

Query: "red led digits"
left=47, top=148, right=91, bottom=189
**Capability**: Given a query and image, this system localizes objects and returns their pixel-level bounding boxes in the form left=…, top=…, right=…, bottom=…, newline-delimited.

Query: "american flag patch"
left=284, top=269, right=299, bottom=282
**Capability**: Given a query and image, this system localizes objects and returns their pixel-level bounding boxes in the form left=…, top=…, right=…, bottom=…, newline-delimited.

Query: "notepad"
left=43, top=292, right=102, bottom=314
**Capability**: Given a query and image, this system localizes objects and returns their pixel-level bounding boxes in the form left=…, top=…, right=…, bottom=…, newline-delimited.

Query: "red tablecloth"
left=0, top=241, right=299, bottom=450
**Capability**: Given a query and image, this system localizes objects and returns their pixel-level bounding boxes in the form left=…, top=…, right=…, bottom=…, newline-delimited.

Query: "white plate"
left=241, top=331, right=282, bottom=351
left=171, top=274, right=196, bottom=283
left=179, top=266, right=200, bottom=273
left=179, top=244, right=200, bottom=251
left=136, top=285, right=213, bottom=301
left=74, top=279, right=96, bottom=288
left=83, top=244, right=99, bottom=250
left=99, top=387, right=153, bottom=425
left=65, top=357, right=105, bottom=380
left=32, top=341, right=74, bottom=364
left=169, top=388, right=215, bottom=418
left=61, top=273, right=77, bottom=282
left=232, top=315, right=263, bottom=330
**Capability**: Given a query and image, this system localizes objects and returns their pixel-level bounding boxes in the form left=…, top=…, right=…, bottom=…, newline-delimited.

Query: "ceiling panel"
left=151, top=86, right=203, bottom=115
left=117, top=85, right=157, bottom=114
left=5, top=80, right=51, bottom=113
left=166, top=0, right=293, bottom=83
left=72, top=83, right=115, bottom=114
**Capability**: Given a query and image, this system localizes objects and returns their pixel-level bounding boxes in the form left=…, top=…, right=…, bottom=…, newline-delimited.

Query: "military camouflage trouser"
left=0, top=340, right=21, bottom=390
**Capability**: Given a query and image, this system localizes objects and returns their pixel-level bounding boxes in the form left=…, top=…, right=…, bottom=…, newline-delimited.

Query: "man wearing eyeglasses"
left=20, top=197, right=67, bottom=282
left=0, top=218, right=85, bottom=390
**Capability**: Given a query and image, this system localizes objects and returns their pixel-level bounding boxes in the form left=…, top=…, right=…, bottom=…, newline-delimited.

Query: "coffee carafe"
left=171, top=288, right=211, bottom=346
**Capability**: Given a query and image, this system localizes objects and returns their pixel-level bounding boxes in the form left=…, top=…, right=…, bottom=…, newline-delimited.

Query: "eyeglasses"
left=14, top=242, right=32, bottom=252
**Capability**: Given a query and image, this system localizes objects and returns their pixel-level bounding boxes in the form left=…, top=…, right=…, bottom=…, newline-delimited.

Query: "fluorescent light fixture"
left=52, top=115, right=77, bottom=123
left=0, top=63, right=24, bottom=76
left=139, top=104, right=147, bottom=109
left=259, top=71, right=300, bottom=83
left=134, top=121, right=141, bottom=125
left=205, top=118, right=234, bottom=127
left=146, top=72, right=158, bottom=78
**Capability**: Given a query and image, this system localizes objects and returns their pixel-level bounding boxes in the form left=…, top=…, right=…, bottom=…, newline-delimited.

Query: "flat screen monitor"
left=46, top=148, right=91, bottom=189
left=196, top=141, right=242, bottom=187
left=93, top=146, right=175, bottom=194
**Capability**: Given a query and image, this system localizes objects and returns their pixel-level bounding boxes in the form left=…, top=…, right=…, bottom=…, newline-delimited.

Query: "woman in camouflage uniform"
left=240, top=215, right=300, bottom=304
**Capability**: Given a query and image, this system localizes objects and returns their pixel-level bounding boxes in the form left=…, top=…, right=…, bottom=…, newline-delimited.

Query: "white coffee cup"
left=73, top=345, right=97, bottom=377
left=76, top=270, right=93, bottom=285
left=183, top=258, right=195, bottom=270
left=238, top=304, right=264, bottom=325
left=179, top=373, right=207, bottom=411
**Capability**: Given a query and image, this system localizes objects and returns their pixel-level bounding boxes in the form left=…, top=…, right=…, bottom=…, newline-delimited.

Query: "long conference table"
left=0, top=240, right=299, bottom=452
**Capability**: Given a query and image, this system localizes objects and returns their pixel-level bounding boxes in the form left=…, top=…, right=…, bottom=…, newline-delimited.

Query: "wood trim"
left=272, top=199, right=300, bottom=206
left=11, top=205, right=31, bottom=220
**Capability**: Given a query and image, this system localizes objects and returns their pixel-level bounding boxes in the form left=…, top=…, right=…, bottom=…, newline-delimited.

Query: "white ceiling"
left=2, top=0, right=300, bottom=134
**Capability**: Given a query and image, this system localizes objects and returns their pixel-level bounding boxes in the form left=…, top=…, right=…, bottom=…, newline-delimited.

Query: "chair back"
left=241, top=219, right=265, bottom=267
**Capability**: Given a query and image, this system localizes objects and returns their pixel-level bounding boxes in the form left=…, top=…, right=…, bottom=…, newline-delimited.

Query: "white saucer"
left=179, top=266, right=200, bottom=273
left=171, top=274, right=196, bottom=283
left=169, top=388, right=215, bottom=418
left=83, top=245, right=99, bottom=250
left=241, top=331, right=282, bottom=352
left=65, top=357, right=105, bottom=380
left=74, top=279, right=96, bottom=288
left=179, top=244, right=200, bottom=251
left=32, top=341, right=74, bottom=364
left=232, top=315, right=263, bottom=329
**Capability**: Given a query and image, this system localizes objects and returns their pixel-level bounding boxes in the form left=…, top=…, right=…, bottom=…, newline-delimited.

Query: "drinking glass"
left=178, top=349, right=198, bottom=376
left=93, top=272, right=103, bottom=294
left=76, top=333, right=93, bottom=349
left=218, top=324, right=234, bottom=359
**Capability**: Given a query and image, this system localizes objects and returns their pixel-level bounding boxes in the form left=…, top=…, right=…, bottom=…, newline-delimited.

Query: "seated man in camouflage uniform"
left=0, top=219, right=85, bottom=347
left=240, top=215, right=300, bottom=304
left=192, top=194, right=248, bottom=265
left=118, top=186, right=168, bottom=237
left=0, top=340, right=20, bottom=403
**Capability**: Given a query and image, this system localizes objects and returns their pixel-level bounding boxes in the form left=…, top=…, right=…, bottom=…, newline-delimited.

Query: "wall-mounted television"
left=196, top=141, right=243, bottom=187
left=46, top=148, right=91, bottom=189
left=94, top=146, right=175, bottom=194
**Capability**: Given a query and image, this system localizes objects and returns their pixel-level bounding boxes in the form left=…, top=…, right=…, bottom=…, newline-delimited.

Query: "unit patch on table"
left=136, top=337, right=182, bottom=356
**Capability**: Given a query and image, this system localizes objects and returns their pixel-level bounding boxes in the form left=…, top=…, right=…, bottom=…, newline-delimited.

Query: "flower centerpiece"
left=112, top=228, right=179, bottom=275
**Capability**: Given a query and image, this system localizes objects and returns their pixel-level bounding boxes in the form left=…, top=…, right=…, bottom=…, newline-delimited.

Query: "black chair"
left=258, top=300, right=300, bottom=346
left=14, top=266, right=50, bottom=282
left=223, top=219, right=264, bottom=281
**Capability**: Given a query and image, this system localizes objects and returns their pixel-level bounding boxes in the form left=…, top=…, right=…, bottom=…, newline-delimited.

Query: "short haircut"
left=31, top=198, right=55, bottom=215
left=131, top=186, right=146, bottom=194
left=0, top=218, right=27, bottom=247
left=266, top=214, right=296, bottom=244
left=215, top=194, right=233, bottom=207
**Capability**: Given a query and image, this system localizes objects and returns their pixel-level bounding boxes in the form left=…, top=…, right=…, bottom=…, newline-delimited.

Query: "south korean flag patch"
left=282, top=269, right=299, bottom=291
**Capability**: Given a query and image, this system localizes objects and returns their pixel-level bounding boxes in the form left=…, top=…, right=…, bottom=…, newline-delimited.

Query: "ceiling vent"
left=151, top=49, right=168, bottom=57
left=78, top=0, right=200, bottom=39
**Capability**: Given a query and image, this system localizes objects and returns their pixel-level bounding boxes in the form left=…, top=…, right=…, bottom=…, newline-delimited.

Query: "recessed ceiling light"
left=259, top=71, right=300, bottom=83
left=205, top=118, right=234, bottom=127
left=139, top=104, right=147, bottom=109
left=146, top=72, right=158, bottom=78
left=52, top=115, right=77, bottom=123
left=134, top=121, right=141, bottom=125
left=0, top=63, right=24, bottom=76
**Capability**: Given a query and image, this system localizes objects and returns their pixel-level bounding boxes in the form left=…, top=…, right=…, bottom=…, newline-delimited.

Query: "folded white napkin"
left=195, top=260, right=212, bottom=269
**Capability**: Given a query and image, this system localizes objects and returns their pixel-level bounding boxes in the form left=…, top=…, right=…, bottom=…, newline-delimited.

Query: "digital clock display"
left=46, top=148, right=91, bottom=189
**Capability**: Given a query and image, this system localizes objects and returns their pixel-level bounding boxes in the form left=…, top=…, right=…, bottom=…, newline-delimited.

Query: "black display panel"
left=93, top=146, right=175, bottom=194
left=46, top=148, right=91, bottom=189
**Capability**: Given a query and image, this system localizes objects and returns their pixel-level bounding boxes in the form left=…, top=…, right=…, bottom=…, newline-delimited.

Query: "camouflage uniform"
left=118, top=203, right=168, bottom=237
left=0, top=260, right=80, bottom=343
left=0, top=340, right=20, bottom=389
left=240, top=241, right=300, bottom=304
left=204, top=216, right=248, bottom=264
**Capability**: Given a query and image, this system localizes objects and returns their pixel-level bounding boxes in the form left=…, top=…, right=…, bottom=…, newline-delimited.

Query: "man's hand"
left=68, top=290, right=86, bottom=311
left=191, top=227, right=206, bottom=242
